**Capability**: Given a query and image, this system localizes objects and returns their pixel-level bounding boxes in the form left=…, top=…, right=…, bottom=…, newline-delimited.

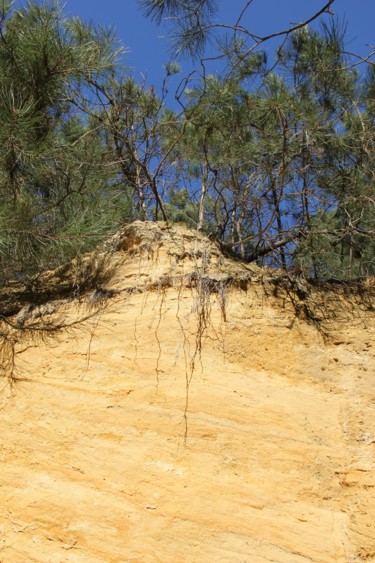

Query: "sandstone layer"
left=0, top=222, right=374, bottom=562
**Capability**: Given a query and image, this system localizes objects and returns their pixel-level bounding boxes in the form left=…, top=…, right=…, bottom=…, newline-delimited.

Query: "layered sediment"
left=0, top=222, right=374, bottom=562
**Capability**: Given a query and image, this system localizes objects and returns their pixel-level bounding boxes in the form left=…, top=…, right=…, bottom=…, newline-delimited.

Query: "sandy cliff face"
left=0, top=222, right=374, bottom=562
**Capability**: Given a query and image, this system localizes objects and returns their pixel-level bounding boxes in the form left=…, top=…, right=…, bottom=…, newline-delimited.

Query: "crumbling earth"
left=0, top=222, right=374, bottom=562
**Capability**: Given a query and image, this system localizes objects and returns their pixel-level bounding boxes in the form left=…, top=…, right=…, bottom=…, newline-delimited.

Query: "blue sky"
left=67, top=0, right=374, bottom=88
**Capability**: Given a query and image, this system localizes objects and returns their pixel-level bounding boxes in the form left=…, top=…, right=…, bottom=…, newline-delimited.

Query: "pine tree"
left=0, top=0, right=126, bottom=282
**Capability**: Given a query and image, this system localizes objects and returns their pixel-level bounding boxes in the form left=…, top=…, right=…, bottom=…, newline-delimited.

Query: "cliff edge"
left=0, top=221, right=374, bottom=562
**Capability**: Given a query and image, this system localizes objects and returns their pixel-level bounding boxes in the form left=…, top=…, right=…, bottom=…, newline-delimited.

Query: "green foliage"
left=0, top=1, right=373, bottom=286
left=0, top=0, right=127, bottom=282
left=155, top=188, right=198, bottom=226
left=138, top=0, right=218, bottom=58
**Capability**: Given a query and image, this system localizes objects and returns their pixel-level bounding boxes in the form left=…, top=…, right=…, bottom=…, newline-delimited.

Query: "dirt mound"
left=0, top=221, right=374, bottom=561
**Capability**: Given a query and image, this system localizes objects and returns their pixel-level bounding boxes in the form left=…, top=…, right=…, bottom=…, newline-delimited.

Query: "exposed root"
left=0, top=298, right=110, bottom=385
left=1, top=222, right=373, bottom=447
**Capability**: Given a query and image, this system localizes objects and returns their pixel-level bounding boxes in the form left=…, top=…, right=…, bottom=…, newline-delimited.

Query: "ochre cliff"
left=0, top=222, right=374, bottom=562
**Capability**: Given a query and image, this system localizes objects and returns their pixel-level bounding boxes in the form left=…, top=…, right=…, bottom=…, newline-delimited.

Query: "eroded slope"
left=0, top=222, right=374, bottom=562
